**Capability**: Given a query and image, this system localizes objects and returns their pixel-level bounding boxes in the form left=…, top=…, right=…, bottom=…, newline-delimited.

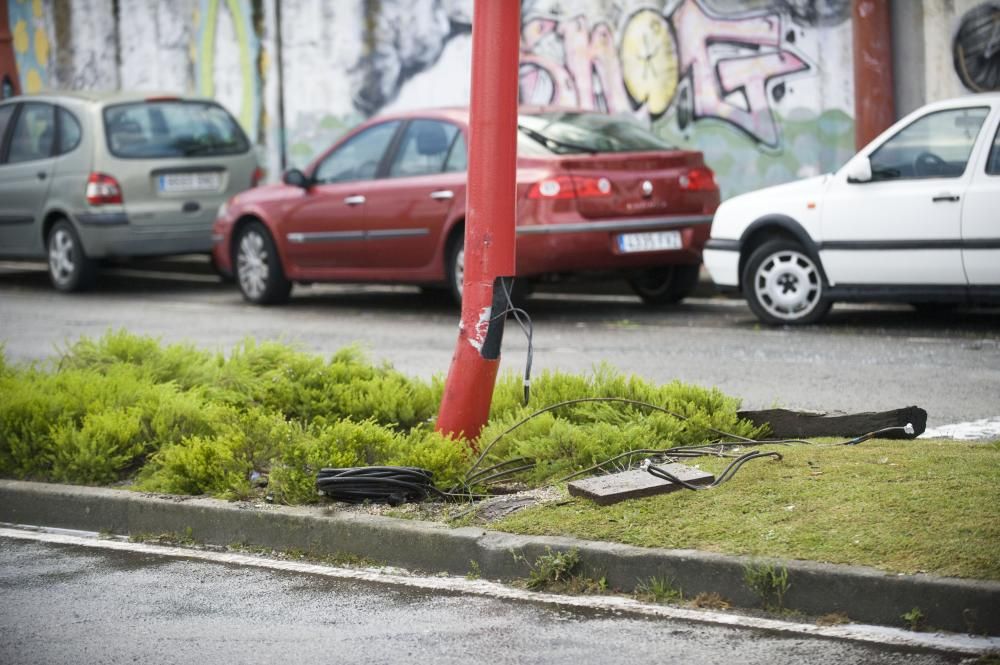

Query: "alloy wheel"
left=48, top=228, right=76, bottom=288
left=752, top=248, right=823, bottom=321
left=237, top=229, right=270, bottom=300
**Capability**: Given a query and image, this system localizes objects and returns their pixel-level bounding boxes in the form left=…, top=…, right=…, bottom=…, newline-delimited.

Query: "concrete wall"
left=893, top=0, right=1000, bottom=117
left=7, top=0, right=993, bottom=197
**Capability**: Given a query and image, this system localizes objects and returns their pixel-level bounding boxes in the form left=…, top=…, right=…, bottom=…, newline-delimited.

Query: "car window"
left=313, top=121, right=400, bottom=184
left=444, top=131, right=467, bottom=172
left=388, top=120, right=459, bottom=177
left=57, top=107, right=82, bottom=155
left=987, top=121, right=1000, bottom=176
left=868, top=107, right=989, bottom=180
left=0, top=104, right=14, bottom=159
left=517, top=111, right=674, bottom=154
left=7, top=102, right=55, bottom=164
left=103, top=100, right=249, bottom=158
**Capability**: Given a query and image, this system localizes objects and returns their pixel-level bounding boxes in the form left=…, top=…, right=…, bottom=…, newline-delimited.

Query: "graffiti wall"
left=269, top=0, right=857, bottom=196
left=6, top=0, right=51, bottom=95
left=922, top=0, right=1000, bottom=99
left=516, top=0, right=856, bottom=197
left=9, top=0, right=981, bottom=199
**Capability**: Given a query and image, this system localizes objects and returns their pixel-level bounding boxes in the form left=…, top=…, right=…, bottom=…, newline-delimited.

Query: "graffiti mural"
left=520, top=0, right=811, bottom=148
left=6, top=0, right=50, bottom=95
left=953, top=1, right=1000, bottom=92
left=517, top=0, right=855, bottom=196
left=194, top=0, right=261, bottom=138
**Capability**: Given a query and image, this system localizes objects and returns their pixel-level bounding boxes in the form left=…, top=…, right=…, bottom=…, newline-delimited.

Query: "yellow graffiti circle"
left=621, top=9, right=678, bottom=116
left=34, top=27, right=49, bottom=65
left=199, top=0, right=256, bottom=133
left=25, top=68, right=42, bottom=93
left=13, top=20, right=29, bottom=54
left=32, top=0, right=42, bottom=18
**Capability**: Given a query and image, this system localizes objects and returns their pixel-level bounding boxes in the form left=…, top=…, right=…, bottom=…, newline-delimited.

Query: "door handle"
left=430, top=190, right=454, bottom=200
left=932, top=194, right=960, bottom=202
left=344, top=195, right=366, bottom=206
left=37, top=172, right=47, bottom=180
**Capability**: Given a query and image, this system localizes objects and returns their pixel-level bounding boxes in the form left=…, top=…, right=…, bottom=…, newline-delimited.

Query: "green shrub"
left=1, top=331, right=757, bottom=503
left=137, top=408, right=309, bottom=499
left=49, top=408, right=146, bottom=485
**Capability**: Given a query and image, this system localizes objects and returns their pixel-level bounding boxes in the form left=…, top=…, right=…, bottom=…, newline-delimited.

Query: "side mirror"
left=845, top=157, right=872, bottom=184
left=282, top=168, right=311, bottom=189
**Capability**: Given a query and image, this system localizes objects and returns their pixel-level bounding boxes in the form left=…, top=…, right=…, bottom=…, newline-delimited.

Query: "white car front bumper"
left=702, top=246, right=740, bottom=288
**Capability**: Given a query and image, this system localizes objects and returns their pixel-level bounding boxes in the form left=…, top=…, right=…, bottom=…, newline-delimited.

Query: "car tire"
left=627, top=264, right=700, bottom=305
left=47, top=219, right=96, bottom=292
left=234, top=222, right=291, bottom=305
left=741, top=239, right=831, bottom=325
left=446, top=232, right=532, bottom=308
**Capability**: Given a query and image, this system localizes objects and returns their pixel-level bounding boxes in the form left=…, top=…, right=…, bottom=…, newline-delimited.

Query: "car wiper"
left=517, top=124, right=598, bottom=154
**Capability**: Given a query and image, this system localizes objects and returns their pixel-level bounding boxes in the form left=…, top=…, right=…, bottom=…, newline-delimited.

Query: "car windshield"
left=517, top=112, right=674, bottom=155
left=103, top=100, right=250, bottom=159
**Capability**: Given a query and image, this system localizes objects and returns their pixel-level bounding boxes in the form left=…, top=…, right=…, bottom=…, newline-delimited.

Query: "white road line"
left=922, top=417, right=1000, bottom=441
left=1, top=525, right=996, bottom=656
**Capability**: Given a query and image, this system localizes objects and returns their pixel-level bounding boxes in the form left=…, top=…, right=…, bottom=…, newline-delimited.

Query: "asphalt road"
left=0, top=536, right=964, bottom=665
left=1, top=259, right=999, bottom=428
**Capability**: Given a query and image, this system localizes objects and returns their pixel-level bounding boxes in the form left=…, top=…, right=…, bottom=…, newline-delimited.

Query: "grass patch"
left=495, top=439, right=1000, bottom=580
left=3, top=331, right=996, bottom=582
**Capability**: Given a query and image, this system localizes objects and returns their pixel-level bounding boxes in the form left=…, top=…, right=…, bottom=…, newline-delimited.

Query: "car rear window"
left=517, top=112, right=673, bottom=155
left=103, top=100, right=250, bottom=159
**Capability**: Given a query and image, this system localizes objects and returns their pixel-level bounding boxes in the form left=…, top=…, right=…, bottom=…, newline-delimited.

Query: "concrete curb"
left=1, top=479, right=996, bottom=635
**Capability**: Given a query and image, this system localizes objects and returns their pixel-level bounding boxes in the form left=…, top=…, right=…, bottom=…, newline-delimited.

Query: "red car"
left=212, top=107, right=719, bottom=305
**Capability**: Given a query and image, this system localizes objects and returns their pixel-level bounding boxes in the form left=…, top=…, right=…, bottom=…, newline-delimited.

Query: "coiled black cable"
left=316, top=466, right=445, bottom=505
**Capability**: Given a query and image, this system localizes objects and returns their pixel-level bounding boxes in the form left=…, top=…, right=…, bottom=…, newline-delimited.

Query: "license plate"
left=616, top=230, right=682, bottom=253
left=158, top=173, right=221, bottom=193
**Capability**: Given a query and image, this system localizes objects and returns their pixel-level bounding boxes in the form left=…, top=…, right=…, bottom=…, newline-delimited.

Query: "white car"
left=704, top=94, right=1000, bottom=325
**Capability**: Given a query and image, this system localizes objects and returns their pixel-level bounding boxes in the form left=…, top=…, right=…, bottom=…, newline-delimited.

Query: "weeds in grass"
left=689, top=592, right=730, bottom=610
left=511, top=547, right=607, bottom=593
left=129, top=527, right=195, bottom=546
left=743, top=562, right=790, bottom=611
left=634, top=576, right=683, bottom=604
left=816, top=612, right=850, bottom=626
left=466, top=560, right=482, bottom=580
left=901, top=607, right=926, bottom=632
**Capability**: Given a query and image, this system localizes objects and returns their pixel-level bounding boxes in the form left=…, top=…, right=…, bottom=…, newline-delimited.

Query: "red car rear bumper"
left=514, top=214, right=712, bottom=276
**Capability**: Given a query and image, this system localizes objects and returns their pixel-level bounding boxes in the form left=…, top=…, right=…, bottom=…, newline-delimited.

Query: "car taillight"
left=678, top=167, right=716, bottom=191
left=251, top=167, right=264, bottom=187
left=85, top=173, right=123, bottom=205
left=527, top=175, right=612, bottom=199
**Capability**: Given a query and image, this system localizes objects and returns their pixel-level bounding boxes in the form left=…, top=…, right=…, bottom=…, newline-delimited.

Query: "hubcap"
left=453, top=246, right=464, bottom=297
left=753, top=249, right=822, bottom=321
left=48, top=229, right=76, bottom=285
left=237, top=230, right=269, bottom=299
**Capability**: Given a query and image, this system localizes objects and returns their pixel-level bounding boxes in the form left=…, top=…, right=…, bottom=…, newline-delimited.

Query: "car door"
left=280, top=120, right=400, bottom=272
left=362, top=119, right=465, bottom=271
left=960, top=107, right=1000, bottom=287
left=0, top=102, right=56, bottom=255
left=820, top=105, right=990, bottom=286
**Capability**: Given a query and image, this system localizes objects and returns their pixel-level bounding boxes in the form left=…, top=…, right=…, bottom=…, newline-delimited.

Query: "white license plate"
left=617, top=230, right=682, bottom=253
left=158, top=173, right=221, bottom=193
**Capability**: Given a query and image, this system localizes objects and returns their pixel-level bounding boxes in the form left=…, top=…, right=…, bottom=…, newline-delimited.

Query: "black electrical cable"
left=499, top=278, right=533, bottom=405
left=465, top=396, right=759, bottom=482
left=646, top=450, right=783, bottom=490
left=316, top=466, right=445, bottom=505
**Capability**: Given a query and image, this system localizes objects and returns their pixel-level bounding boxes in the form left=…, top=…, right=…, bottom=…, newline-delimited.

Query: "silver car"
left=0, top=91, right=259, bottom=291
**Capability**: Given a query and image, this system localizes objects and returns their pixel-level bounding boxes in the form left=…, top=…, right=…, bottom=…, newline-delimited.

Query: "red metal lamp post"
left=436, top=0, right=521, bottom=442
